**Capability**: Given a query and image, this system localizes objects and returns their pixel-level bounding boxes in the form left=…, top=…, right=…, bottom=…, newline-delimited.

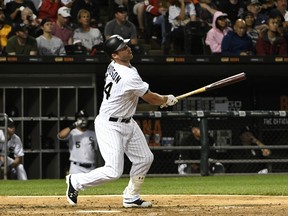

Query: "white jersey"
left=73, top=27, right=103, bottom=50
left=0, top=130, right=24, bottom=157
left=58, top=128, right=97, bottom=164
left=36, top=35, right=66, bottom=56
left=99, top=61, right=149, bottom=118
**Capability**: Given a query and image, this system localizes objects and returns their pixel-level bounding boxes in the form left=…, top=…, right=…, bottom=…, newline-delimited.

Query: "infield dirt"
left=1, top=195, right=288, bottom=215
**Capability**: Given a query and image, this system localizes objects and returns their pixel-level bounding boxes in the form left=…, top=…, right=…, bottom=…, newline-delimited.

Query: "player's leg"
left=16, top=164, right=28, bottom=180
left=122, top=119, right=154, bottom=207
left=68, top=161, right=95, bottom=174
left=6, top=157, right=17, bottom=179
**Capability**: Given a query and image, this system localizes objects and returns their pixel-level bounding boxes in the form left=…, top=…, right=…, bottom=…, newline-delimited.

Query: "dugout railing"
left=131, top=110, right=288, bottom=176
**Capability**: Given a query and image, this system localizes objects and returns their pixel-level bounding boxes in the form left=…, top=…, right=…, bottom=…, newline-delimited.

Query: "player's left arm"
left=141, top=90, right=166, bottom=105
left=141, top=90, right=177, bottom=107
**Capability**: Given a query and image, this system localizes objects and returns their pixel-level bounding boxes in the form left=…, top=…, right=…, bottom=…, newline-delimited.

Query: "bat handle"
left=176, top=87, right=206, bottom=101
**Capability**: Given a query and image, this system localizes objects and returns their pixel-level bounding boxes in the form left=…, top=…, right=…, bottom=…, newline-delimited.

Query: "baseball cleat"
left=66, top=174, right=78, bottom=206
left=123, top=198, right=152, bottom=208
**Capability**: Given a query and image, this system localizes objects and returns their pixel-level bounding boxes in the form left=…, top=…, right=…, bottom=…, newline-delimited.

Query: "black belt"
left=109, top=117, right=131, bottom=123
left=73, top=162, right=94, bottom=168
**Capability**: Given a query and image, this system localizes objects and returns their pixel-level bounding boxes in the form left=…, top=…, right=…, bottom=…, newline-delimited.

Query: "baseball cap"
left=58, top=6, right=71, bottom=17
left=40, top=17, right=53, bottom=26
left=114, top=4, right=128, bottom=14
left=247, top=0, right=261, bottom=5
left=103, top=35, right=130, bottom=57
left=14, top=23, right=27, bottom=32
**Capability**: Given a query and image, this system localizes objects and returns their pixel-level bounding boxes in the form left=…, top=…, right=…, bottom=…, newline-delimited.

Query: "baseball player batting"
left=65, top=35, right=178, bottom=208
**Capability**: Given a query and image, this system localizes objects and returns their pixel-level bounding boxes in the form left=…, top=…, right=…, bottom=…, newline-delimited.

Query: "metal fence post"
left=200, top=117, right=209, bottom=176
left=0, top=113, right=8, bottom=180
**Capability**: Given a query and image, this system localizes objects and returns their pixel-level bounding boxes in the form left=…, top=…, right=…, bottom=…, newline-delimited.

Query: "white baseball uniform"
left=70, top=60, right=154, bottom=202
left=57, top=128, right=97, bottom=174
left=0, top=130, right=28, bottom=180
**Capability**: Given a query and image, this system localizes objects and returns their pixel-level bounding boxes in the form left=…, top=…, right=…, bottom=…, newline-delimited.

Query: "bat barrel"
left=175, top=72, right=246, bottom=101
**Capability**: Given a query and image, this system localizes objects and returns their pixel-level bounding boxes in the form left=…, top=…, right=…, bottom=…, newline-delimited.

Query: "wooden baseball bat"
left=176, top=72, right=246, bottom=100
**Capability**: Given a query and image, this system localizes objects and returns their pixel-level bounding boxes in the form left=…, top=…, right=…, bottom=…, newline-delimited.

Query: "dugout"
left=0, top=55, right=288, bottom=178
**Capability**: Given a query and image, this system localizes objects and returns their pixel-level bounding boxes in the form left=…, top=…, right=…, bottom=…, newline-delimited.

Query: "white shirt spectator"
left=36, top=35, right=66, bottom=55
left=73, top=27, right=103, bottom=51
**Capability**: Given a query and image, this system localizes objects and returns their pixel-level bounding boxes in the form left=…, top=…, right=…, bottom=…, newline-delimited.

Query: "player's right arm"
left=57, top=120, right=82, bottom=139
left=57, top=127, right=71, bottom=139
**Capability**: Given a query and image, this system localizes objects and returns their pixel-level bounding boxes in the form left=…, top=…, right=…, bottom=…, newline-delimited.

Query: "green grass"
left=0, top=174, right=287, bottom=196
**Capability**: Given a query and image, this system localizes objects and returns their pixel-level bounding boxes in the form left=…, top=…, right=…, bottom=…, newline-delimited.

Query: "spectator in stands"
left=20, top=7, right=41, bottom=38
left=36, top=18, right=66, bottom=55
left=194, top=0, right=218, bottom=27
left=231, top=125, right=271, bottom=174
left=107, top=0, right=125, bottom=20
left=274, top=0, right=288, bottom=26
left=256, top=9, right=287, bottom=55
left=70, top=0, right=102, bottom=26
left=143, top=0, right=169, bottom=47
left=246, top=0, right=268, bottom=33
left=52, top=6, right=73, bottom=46
left=259, top=0, right=275, bottom=15
left=0, top=7, right=13, bottom=55
left=274, top=0, right=287, bottom=16
left=5, top=0, right=38, bottom=24
left=268, top=9, right=288, bottom=36
left=0, top=118, right=28, bottom=180
left=221, top=18, right=254, bottom=55
left=104, top=5, right=145, bottom=54
left=73, top=9, right=103, bottom=53
left=132, top=0, right=145, bottom=38
left=217, top=0, right=245, bottom=26
left=37, top=0, right=63, bottom=22
left=168, top=0, right=197, bottom=54
left=242, top=11, right=259, bottom=50
left=5, top=22, right=38, bottom=55
left=205, top=11, right=232, bottom=55
left=105, top=5, right=137, bottom=44
left=177, top=120, right=224, bottom=175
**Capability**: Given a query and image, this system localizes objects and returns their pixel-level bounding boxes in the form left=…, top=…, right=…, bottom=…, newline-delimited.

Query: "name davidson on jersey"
left=107, top=65, right=122, bottom=84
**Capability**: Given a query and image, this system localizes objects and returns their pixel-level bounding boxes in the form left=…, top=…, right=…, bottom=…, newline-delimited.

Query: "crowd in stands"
left=0, top=0, right=287, bottom=56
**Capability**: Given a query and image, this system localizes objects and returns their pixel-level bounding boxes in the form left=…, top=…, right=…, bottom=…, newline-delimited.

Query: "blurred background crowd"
left=0, top=0, right=287, bottom=56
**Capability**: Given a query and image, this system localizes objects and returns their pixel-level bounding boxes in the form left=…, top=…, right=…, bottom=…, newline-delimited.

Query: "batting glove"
left=160, top=95, right=178, bottom=108
left=69, top=119, right=82, bottom=130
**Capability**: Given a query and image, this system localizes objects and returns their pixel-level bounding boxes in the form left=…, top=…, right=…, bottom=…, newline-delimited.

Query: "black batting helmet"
left=103, top=35, right=130, bottom=58
left=75, top=110, right=88, bottom=120
left=7, top=117, right=15, bottom=128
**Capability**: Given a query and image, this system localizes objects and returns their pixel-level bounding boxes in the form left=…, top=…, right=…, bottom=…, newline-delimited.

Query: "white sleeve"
left=0, top=130, right=5, bottom=143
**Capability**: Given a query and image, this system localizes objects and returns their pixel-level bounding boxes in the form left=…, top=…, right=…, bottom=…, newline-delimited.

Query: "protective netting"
left=122, top=111, right=288, bottom=175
